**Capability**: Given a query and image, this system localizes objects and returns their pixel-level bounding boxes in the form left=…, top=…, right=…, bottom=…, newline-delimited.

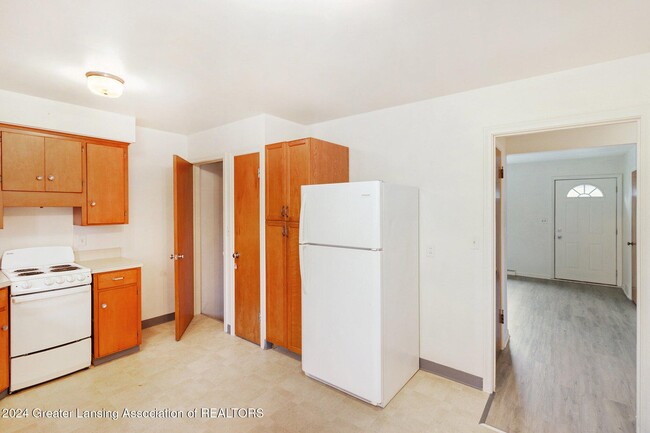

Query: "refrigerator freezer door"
left=301, top=244, right=382, bottom=405
left=300, top=181, right=381, bottom=250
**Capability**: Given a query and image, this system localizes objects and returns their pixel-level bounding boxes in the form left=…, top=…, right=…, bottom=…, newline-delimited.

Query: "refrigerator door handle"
left=299, top=193, right=307, bottom=242
left=299, top=245, right=307, bottom=295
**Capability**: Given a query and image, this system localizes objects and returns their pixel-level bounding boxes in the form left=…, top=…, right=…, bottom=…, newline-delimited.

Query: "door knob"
left=169, top=254, right=184, bottom=260
left=627, top=242, right=636, bottom=246
left=232, top=252, right=240, bottom=259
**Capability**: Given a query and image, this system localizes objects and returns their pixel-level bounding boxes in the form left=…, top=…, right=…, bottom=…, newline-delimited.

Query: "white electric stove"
left=1, top=246, right=92, bottom=392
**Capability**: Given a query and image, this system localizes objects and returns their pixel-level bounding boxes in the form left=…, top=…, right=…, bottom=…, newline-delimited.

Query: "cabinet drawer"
left=95, top=268, right=139, bottom=290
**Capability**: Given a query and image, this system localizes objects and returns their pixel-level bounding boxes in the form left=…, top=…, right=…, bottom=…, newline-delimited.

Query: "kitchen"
left=1, top=2, right=650, bottom=432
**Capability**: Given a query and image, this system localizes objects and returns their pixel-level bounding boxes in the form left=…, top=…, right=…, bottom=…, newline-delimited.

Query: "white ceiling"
left=1, top=0, right=650, bottom=134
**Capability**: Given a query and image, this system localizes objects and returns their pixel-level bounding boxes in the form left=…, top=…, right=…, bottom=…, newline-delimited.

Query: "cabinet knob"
left=1, top=325, right=7, bottom=331
left=48, top=175, right=55, bottom=181
left=101, top=303, right=107, bottom=309
left=90, top=201, right=97, bottom=207
left=36, top=175, right=43, bottom=181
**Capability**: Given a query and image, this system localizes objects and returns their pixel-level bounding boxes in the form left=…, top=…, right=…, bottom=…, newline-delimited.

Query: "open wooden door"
left=234, top=153, right=261, bottom=345
left=632, top=170, right=637, bottom=304
left=173, top=155, right=194, bottom=341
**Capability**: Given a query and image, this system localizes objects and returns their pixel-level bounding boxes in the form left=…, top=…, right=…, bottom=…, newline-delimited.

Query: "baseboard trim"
left=92, top=346, right=140, bottom=366
left=419, top=358, right=483, bottom=390
left=0, top=388, right=7, bottom=401
left=142, top=312, right=175, bottom=329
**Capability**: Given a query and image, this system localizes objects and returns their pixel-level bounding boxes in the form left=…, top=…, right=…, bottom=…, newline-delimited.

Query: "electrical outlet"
left=471, top=237, right=480, bottom=250
left=426, top=246, right=434, bottom=257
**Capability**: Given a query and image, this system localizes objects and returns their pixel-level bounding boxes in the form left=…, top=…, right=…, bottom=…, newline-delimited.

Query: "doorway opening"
left=196, top=161, right=225, bottom=321
left=486, top=121, right=638, bottom=433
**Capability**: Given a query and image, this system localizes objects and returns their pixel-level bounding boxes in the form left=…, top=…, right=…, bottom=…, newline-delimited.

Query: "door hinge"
left=498, top=167, right=504, bottom=179
left=257, top=167, right=261, bottom=178
left=499, top=309, right=504, bottom=324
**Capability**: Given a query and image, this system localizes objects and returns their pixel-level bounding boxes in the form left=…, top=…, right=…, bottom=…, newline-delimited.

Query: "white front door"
left=554, top=178, right=617, bottom=285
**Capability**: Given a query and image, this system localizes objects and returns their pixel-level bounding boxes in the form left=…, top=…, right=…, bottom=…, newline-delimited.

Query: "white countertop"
left=0, top=271, right=9, bottom=289
left=77, top=257, right=143, bottom=274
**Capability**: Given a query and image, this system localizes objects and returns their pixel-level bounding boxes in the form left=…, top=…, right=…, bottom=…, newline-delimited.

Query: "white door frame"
left=552, top=174, right=623, bottom=287
left=483, top=107, right=647, bottom=433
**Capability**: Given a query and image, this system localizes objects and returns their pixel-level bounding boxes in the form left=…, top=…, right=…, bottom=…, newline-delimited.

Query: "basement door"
left=554, top=178, right=617, bottom=285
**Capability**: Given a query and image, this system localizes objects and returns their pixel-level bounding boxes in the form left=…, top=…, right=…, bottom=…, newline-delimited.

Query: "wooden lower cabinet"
left=0, top=288, right=8, bottom=394
left=265, top=222, right=302, bottom=354
left=93, top=268, right=141, bottom=360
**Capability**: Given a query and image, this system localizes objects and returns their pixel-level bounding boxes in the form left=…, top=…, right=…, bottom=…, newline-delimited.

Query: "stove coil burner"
left=16, top=271, right=45, bottom=277
left=13, top=268, right=39, bottom=273
left=50, top=266, right=80, bottom=272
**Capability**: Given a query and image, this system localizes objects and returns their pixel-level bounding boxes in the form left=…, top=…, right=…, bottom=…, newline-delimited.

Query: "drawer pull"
left=112, top=277, right=124, bottom=281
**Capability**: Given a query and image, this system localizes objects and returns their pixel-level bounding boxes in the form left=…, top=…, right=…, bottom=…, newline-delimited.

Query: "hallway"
left=484, top=277, right=636, bottom=433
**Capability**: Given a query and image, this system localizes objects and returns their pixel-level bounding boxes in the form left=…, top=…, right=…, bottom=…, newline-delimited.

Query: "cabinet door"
left=265, top=222, right=287, bottom=346
left=0, top=289, right=8, bottom=392
left=1, top=132, right=45, bottom=191
left=87, top=143, right=127, bottom=224
left=265, top=143, right=286, bottom=221
left=287, top=223, right=302, bottom=354
left=96, top=285, right=139, bottom=358
left=287, top=139, right=310, bottom=222
left=44, top=138, right=83, bottom=192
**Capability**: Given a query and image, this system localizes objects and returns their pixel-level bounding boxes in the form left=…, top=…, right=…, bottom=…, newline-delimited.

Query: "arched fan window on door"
left=566, top=184, right=604, bottom=198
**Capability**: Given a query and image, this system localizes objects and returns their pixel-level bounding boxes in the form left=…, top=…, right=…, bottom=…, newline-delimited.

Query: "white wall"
left=121, top=127, right=189, bottom=320
left=305, top=53, right=650, bottom=386
left=0, top=89, right=135, bottom=143
left=506, top=154, right=629, bottom=282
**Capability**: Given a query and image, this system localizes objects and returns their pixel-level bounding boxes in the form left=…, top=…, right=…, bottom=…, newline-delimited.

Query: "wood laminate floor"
left=484, top=277, right=636, bottom=433
left=1, top=315, right=490, bottom=433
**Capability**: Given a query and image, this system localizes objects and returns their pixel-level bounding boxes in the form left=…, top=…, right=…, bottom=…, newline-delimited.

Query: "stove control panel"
left=10, top=272, right=92, bottom=296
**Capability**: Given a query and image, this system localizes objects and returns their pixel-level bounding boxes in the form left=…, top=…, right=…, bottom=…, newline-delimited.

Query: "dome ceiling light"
left=85, top=71, right=124, bottom=98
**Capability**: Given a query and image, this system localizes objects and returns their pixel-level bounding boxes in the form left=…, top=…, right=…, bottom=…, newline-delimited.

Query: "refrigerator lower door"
left=301, top=244, right=382, bottom=405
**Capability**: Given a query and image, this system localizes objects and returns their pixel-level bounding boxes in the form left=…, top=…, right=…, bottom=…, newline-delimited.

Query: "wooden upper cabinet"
left=86, top=143, right=128, bottom=225
left=44, top=138, right=83, bottom=192
left=265, top=143, right=286, bottom=221
left=265, top=137, right=349, bottom=223
left=1, top=132, right=83, bottom=193
left=1, top=132, right=45, bottom=191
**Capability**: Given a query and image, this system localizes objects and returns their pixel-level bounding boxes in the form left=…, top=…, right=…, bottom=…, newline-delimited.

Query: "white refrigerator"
left=299, top=180, right=419, bottom=407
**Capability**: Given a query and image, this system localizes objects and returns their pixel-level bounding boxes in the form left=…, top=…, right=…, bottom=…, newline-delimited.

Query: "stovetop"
left=1, top=247, right=92, bottom=295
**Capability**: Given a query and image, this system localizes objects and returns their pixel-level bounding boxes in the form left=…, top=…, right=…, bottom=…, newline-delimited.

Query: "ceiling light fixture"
left=85, top=71, right=124, bottom=98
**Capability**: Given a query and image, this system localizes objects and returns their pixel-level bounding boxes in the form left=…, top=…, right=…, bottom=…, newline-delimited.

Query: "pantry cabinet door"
left=44, top=138, right=83, bottom=192
left=1, top=132, right=45, bottom=192
left=265, top=222, right=287, bottom=347
left=286, top=139, right=310, bottom=222
left=286, top=222, right=302, bottom=354
left=265, top=143, right=286, bottom=221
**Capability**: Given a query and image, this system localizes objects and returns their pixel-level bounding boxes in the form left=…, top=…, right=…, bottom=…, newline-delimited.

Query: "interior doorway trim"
left=482, top=108, right=647, bottom=432
left=552, top=174, right=623, bottom=287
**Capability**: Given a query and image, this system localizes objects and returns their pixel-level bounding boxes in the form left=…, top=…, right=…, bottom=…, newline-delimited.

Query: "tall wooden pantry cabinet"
left=265, top=138, right=349, bottom=354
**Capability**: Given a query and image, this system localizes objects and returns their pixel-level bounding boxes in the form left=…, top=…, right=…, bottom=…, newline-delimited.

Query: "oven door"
left=10, top=285, right=91, bottom=357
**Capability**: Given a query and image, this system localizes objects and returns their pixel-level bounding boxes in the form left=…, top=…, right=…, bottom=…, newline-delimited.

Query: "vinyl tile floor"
left=484, top=277, right=636, bottom=433
left=1, top=315, right=490, bottom=433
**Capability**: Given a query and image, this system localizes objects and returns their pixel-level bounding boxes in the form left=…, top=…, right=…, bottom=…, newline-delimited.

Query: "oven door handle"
left=11, top=285, right=90, bottom=304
